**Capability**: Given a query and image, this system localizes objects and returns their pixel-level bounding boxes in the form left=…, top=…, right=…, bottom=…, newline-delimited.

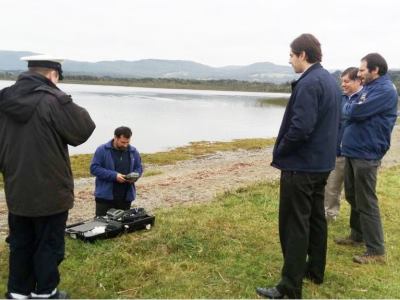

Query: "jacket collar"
left=291, top=63, right=322, bottom=89
left=18, top=71, right=59, bottom=90
left=343, top=86, right=363, bottom=100
left=364, top=74, right=390, bottom=87
left=105, top=140, right=114, bottom=149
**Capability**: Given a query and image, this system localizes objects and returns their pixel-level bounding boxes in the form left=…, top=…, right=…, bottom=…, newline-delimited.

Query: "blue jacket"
left=90, top=140, right=143, bottom=202
left=337, top=90, right=363, bottom=156
left=271, top=63, right=341, bottom=172
left=341, top=74, right=398, bottom=160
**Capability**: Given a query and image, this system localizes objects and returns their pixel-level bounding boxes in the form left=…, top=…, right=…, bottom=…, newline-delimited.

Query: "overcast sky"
left=1, top=0, right=399, bottom=69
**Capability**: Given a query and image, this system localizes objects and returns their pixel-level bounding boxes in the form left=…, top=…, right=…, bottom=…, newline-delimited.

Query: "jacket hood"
left=0, top=71, right=58, bottom=123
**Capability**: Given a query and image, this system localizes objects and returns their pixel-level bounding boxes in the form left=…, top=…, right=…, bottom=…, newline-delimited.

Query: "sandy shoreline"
left=1, top=125, right=399, bottom=236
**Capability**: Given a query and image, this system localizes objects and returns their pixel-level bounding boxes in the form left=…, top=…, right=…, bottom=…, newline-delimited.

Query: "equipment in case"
left=65, top=208, right=155, bottom=242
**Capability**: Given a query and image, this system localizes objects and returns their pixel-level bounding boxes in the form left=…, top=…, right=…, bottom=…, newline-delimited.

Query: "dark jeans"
left=7, top=211, right=68, bottom=297
left=276, top=171, right=329, bottom=299
left=95, top=198, right=131, bottom=216
left=344, top=158, right=384, bottom=255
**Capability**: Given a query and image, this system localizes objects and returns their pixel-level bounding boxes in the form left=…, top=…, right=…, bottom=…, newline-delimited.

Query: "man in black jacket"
left=0, top=55, right=96, bottom=299
left=256, top=34, right=341, bottom=299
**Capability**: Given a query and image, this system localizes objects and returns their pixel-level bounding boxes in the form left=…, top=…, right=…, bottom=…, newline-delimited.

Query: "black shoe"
left=256, top=286, right=284, bottom=299
left=304, top=272, right=323, bottom=285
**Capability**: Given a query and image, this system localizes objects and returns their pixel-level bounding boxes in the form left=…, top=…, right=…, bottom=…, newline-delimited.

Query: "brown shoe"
left=334, top=236, right=363, bottom=246
left=353, top=253, right=386, bottom=264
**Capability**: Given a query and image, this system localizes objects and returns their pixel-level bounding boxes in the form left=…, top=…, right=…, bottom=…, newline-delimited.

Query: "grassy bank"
left=70, top=138, right=275, bottom=179
left=0, top=138, right=274, bottom=188
left=1, top=165, right=399, bottom=298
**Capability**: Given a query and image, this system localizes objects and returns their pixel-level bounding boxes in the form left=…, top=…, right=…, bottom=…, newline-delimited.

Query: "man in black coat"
left=256, top=34, right=341, bottom=299
left=0, top=55, right=96, bottom=299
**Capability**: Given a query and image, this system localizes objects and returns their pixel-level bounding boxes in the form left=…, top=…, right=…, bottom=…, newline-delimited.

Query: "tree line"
left=1, top=70, right=400, bottom=94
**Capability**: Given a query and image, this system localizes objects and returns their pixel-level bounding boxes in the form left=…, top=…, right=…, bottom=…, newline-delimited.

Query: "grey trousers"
left=344, top=158, right=385, bottom=255
left=324, top=156, right=345, bottom=218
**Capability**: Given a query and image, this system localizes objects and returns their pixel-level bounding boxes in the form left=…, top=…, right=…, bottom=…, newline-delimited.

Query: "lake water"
left=0, top=80, right=288, bottom=154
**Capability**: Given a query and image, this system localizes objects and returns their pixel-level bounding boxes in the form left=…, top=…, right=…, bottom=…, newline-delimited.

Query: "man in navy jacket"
left=335, top=53, right=398, bottom=264
left=256, top=34, right=341, bottom=299
left=90, top=126, right=143, bottom=216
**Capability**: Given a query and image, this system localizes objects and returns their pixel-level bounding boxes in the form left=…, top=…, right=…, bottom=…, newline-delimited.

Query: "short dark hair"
left=341, top=67, right=359, bottom=80
left=114, top=126, right=132, bottom=138
left=290, top=33, right=322, bottom=63
left=361, top=53, right=388, bottom=76
left=28, top=67, right=54, bottom=78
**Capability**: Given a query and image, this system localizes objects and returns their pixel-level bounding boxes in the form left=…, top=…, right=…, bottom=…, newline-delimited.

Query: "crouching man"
left=90, top=126, right=143, bottom=217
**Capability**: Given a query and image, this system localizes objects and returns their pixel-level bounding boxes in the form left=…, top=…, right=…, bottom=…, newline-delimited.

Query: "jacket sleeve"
left=343, top=85, right=397, bottom=121
left=50, top=94, right=96, bottom=146
left=133, top=150, right=143, bottom=177
left=90, top=147, right=118, bottom=182
left=276, top=84, right=319, bottom=156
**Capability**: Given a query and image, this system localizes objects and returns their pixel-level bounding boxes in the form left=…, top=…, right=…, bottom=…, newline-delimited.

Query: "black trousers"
left=7, top=211, right=68, bottom=297
left=276, top=171, right=329, bottom=299
left=95, top=198, right=131, bottom=217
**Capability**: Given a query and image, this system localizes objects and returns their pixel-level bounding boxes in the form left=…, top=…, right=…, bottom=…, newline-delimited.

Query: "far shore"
left=0, top=77, right=292, bottom=94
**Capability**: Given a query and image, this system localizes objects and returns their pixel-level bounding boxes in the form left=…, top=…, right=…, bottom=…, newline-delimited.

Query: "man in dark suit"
left=256, top=34, right=341, bottom=299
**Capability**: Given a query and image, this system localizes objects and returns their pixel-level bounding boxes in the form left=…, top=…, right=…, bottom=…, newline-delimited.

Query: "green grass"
left=69, top=154, right=93, bottom=178
left=256, top=97, right=289, bottom=107
left=1, top=166, right=399, bottom=298
left=141, top=138, right=275, bottom=166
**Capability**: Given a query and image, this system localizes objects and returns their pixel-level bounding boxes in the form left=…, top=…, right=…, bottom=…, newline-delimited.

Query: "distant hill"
left=0, top=50, right=37, bottom=70
left=0, top=50, right=296, bottom=83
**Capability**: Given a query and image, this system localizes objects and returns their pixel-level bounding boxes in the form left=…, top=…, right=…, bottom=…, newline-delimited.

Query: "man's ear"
left=371, top=67, right=379, bottom=76
left=299, top=51, right=307, bottom=62
left=48, top=70, right=59, bottom=84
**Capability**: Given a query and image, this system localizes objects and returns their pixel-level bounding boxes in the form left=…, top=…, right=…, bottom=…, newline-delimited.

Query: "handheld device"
left=124, top=172, right=140, bottom=182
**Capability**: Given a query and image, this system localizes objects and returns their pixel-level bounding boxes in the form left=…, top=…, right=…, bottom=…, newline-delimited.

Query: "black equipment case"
left=65, top=208, right=155, bottom=242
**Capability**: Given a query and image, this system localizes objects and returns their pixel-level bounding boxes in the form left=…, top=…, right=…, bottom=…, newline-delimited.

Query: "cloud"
left=1, top=0, right=399, bottom=69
